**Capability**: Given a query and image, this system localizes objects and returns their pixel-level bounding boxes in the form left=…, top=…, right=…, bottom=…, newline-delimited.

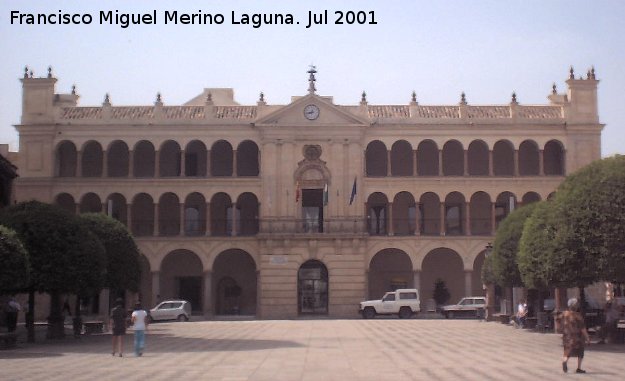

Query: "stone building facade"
left=14, top=66, right=602, bottom=318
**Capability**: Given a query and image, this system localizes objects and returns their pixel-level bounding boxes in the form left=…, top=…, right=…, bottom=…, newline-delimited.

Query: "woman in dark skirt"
left=561, top=298, right=590, bottom=373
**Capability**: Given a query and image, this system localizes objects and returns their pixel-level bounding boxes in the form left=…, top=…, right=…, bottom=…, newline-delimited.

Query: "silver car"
left=442, top=297, right=486, bottom=319
left=149, top=300, right=191, bottom=322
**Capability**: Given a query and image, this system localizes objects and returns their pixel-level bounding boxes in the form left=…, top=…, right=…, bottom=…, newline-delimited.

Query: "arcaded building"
left=14, top=66, right=602, bottom=318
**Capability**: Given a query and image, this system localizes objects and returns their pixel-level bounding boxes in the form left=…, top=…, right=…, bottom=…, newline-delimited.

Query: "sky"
left=1, top=0, right=624, bottom=156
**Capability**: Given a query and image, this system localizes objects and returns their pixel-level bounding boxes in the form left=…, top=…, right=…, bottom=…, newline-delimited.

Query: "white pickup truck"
left=359, top=289, right=421, bottom=319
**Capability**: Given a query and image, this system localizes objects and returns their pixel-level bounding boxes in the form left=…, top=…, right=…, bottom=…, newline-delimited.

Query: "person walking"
left=562, top=298, right=590, bottom=373
left=131, top=302, right=149, bottom=357
left=109, top=298, right=126, bottom=357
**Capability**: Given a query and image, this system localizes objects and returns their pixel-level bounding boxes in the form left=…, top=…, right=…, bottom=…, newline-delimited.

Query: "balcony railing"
left=259, top=218, right=367, bottom=234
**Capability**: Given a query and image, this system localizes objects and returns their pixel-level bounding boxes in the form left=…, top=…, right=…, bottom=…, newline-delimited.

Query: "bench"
left=0, top=332, right=17, bottom=349
left=83, top=321, right=104, bottom=335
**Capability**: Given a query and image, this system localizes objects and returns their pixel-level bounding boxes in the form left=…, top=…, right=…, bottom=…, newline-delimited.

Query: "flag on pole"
left=323, top=183, right=329, bottom=206
left=295, top=181, right=301, bottom=203
left=349, top=177, right=357, bottom=205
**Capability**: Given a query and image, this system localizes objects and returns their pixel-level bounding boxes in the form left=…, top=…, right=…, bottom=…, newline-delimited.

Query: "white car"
left=442, top=297, right=486, bottom=319
left=149, top=300, right=191, bottom=322
left=359, top=289, right=421, bottom=319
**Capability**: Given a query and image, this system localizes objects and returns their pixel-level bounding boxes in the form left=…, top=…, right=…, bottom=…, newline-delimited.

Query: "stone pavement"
left=1, top=319, right=624, bottom=381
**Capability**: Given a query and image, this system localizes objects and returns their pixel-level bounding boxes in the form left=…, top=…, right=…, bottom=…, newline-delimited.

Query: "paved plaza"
left=1, top=319, right=624, bottom=381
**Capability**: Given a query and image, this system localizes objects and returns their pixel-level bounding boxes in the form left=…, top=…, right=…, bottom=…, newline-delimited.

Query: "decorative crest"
left=552, top=83, right=557, bottom=95
left=411, top=91, right=417, bottom=103
left=259, top=92, right=265, bottom=102
left=590, top=66, right=596, bottom=80
left=206, top=92, right=212, bottom=102
left=23, top=66, right=29, bottom=78
left=361, top=91, right=367, bottom=103
left=47, top=66, right=52, bottom=78
left=104, top=93, right=110, bottom=105
left=569, top=66, right=575, bottom=79
left=460, top=92, right=467, bottom=105
left=72, top=85, right=76, bottom=95
left=307, top=65, right=317, bottom=94
left=511, top=92, right=517, bottom=104
left=156, top=92, right=162, bottom=103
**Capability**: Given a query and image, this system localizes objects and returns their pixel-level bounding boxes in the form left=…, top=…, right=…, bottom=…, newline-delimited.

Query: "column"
left=463, top=150, right=469, bottom=176
left=205, top=202, right=211, bottom=236
left=464, top=202, right=471, bottom=235
left=488, top=150, right=494, bottom=176
left=513, top=149, right=519, bottom=176
left=256, top=270, right=261, bottom=318
left=102, top=151, right=108, bottom=177
left=180, top=150, right=186, bottom=177
left=202, top=271, right=212, bottom=317
left=387, top=150, right=392, bottom=176
left=179, top=203, right=185, bottom=235
left=486, top=283, right=495, bottom=321
left=438, top=150, right=443, bottom=176
left=412, top=150, right=417, bottom=176
left=76, top=151, right=83, bottom=177
left=440, top=202, right=446, bottom=236
left=207, top=150, right=212, bottom=176
left=151, top=271, right=160, bottom=308
left=413, top=270, right=421, bottom=293
left=387, top=202, right=394, bottom=236
left=364, top=270, right=370, bottom=300
left=414, top=204, right=420, bottom=236
left=231, top=203, right=238, bottom=236
left=154, top=203, right=159, bottom=236
left=464, top=270, right=472, bottom=297
left=233, top=150, right=237, bottom=177
left=128, top=150, right=134, bottom=177
left=126, top=203, right=132, bottom=230
left=154, top=150, right=160, bottom=177
left=490, top=202, right=496, bottom=235
left=539, top=149, right=545, bottom=176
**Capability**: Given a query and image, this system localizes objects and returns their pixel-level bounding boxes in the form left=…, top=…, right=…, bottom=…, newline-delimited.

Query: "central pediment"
left=255, top=93, right=369, bottom=126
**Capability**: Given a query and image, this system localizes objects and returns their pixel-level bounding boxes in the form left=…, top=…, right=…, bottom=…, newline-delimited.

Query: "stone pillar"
left=387, top=150, right=392, bottom=176
left=207, top=150, right=212, bottom=176
left=205, top=202, right=211, bottom=236
left=412, top=150, right=417, bottom=176
left=203, top=270, right=212, bottom=317
left=464, top=270, right=472, bottom=297
left=414, top=204, right=420, bottom=236
left=464, top=201, right=471, bottom=235
left=440, top=202, right=446, bottom=236
left=154, top=150, right=160, bottom=177
left=233, top=150, right=237, bottom=177
left=180, top=150, right=186, bottom=177
left=128, top=150, right=134, bottom=177
left=438, top=150, right=443, bottom=176
left=413, top=270, right=421, bottom=293
left=256, top=270, right=261, bottom=318
left=364, top=270, right=370, bottom=300
left=76, top=150, right=83, bottom=177
left=102, top=151, right=108, bottom=177
left=154, top=203, right=159, bottom=236
left=231, top=203, right=238, bottom=236
left=126, top=203, right=132, bottom=230
left=387, top=202, right=394, bottom=236
left=151, top=271, right=160, bottom=307
left=514, top=149, right=519, bottom=176
left=486, top=283, right=495, bottom=321
left=179, top=203, right=185, bottom=235
left=463, top=150, right=469, bottom=176
left=488, top=150, right=494, bottom=176
left=490, top=202, right=496, bottom=235
left=539, top=149, right=545, bottom=176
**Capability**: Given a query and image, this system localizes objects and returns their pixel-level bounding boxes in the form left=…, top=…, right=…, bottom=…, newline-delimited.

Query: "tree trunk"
left=46, top=291, right=65, bottom=339
left=72, top=296, right=83, bottom=337
left=26, top=290, right=35, bottom=343
left=579, top=286, right=586, bottom=316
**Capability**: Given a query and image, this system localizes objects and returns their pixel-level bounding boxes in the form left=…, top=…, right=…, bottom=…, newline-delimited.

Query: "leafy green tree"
left=432, top=278, right=450, bottom=306
left=0, top=201, right=106, bottom=340
left=491, top=203, right=539, bottom=288
left=0, top=225, right=30, bottom=293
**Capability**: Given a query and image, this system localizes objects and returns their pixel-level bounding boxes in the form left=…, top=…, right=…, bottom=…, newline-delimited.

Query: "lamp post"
left=484, top=242, right=495, bottom=321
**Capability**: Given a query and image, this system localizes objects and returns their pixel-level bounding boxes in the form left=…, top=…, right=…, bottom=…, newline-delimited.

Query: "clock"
left=304, top=104, right=320, bottom=120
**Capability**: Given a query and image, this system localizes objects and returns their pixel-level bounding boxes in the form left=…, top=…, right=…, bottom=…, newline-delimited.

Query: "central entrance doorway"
left=298, top=260, right=328, bottom=315
left=302, top=188, right=323, bottom=233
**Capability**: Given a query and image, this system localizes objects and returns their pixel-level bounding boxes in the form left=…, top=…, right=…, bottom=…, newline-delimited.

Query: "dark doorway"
left=298, top=260, right=328, bottom=315
left=216, top=277, right=242, bottom=315
left=302, top=188, right=323, bottom=233
left=177, top=276, right=201, bottom=313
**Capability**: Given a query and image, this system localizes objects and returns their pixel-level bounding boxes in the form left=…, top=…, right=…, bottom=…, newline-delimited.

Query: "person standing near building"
left=5, top=297, right=20, bottom=332
left=131, top=302, right=148, bottom=357
left=109, top=298, right=126, bottom=357
left=561, top=298, right=590, bottom=373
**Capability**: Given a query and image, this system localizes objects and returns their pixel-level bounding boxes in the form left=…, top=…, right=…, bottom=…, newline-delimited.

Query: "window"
left=399, top=292, right=417, bottom=300
left=383, top=294, right=396, bottom=302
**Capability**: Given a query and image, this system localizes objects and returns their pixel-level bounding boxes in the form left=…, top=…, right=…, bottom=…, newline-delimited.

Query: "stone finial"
left=569, top=66, right=575, bottom=79
left=587, top=69, right=591, bottom=79
left=361, top=91, right=367, bottom=103
left=206, top=92, right=212, bottom=102
left=23, top=66, right=29, bottom=79
left=47, top=66, right=52, bottom=78
left=411, top=91, right=417, bottom=103
left=552, top=83, right=557, bottom=95
left=460, top=92, right=467, bottom=105
left=104, top=93, right=111, bottom=105
left=511, top=92, right=517, bottom=104
left=259, top=92, right=265, bottom=102
left=71, top=85, right=76, bottom=95
left=156, top=92, right=162, bottom=103
left=307, top=65, right=317, bottom=94
left=590, top=66, right=596, bottom=80
left=29, top=70, right=34, bottom=78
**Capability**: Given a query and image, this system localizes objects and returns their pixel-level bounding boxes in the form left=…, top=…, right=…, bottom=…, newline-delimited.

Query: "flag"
left=323, top=183, right=329, bottom=206
left=295, top=181, right=301, bottom=203
left=349, top=177, right=357, bottom=205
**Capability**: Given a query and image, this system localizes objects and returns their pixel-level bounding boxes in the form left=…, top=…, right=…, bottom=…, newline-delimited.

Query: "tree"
left=78, top=213, right=141, bottom=295
left=0, top=201, right=106, bottom=340
left=0, top=225, right=30, bottom=292
left=432, top=278, right=450, bottom=306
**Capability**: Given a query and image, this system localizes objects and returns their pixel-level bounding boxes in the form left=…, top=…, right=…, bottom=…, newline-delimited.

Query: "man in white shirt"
left=131, top=302, right=149, bottom=356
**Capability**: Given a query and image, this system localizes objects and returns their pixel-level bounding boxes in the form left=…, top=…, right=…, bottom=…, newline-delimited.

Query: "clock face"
left=304, top=104, right=320, bottom=120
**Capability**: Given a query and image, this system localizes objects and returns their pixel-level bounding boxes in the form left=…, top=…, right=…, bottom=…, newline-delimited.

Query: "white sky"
left=1, top=0, right=624, bottom=156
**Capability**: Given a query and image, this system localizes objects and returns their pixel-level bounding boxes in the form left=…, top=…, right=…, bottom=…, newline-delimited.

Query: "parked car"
left=359, top=289, right=421, bottom=319
left=149, top=300, right=191, bottom=322
left=442, top=297, right=486, bottom=318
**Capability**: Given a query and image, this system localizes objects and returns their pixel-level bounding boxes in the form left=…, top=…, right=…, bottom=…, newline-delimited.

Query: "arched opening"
left=392, top=191, right=416, bottom=236
left=368, top=249, right=413, bottom=299
left=544, top=140, right=565, bottom=175
left=444, top=192, right=465, bottom=235
left=442, top=140, right=464, bottom=176
left=210, top=192, right=233, bottom=236
left=493, top=140, right=514, bottom=176
left=298, top=260, right=328, bottom=315
left=521, top=192, right=541, bottom=205
left=159, top=192, right=180, bottom=236
left=79, top=193, right=102, bottom=213
left=518, top=140, right=539, bottom=175
left=470, top=191, right=492, bottom=235
left=131, top=193, right=154, bottom=236
left=82, top=141, right=103, bottom=177
left=237, top=140, right=260, bottom=176
left=472, top=251, right=487, bottom=297
left=495, top=192, right=517, bottom=229
left=107, top=140, right=129, bottom=177
left=133, top=141, right=155, bottom=177
left=184, top=192, right=206, bottom=236
left=161, top=249, right=203, bottom=313
left=365, top=140, right=387, bottom=177
left=367, top=192, right=388, bottom=235
left=417, top=140, right=439, bottom=176
left=106, top=193, right=127, bottom=225
left=56, top=141, right=77, bottom=177
left=55, top=193, right=76, bottom=214
left=237, top=192, right=259, bottom=236
left=185, top=140, right=207, bottom=177
left=390, top=140, right=413, bottom=176
left=421, top=248, right=464, bottom=307
left=420, top=192, right=441, bottom=235
left=467, top=140, right=489, bottom=176
left=213, top=249, right=257, bottom=315
left=211, top=140, right=233, bottom=176
left=159, top=140, right=181, bottom=177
